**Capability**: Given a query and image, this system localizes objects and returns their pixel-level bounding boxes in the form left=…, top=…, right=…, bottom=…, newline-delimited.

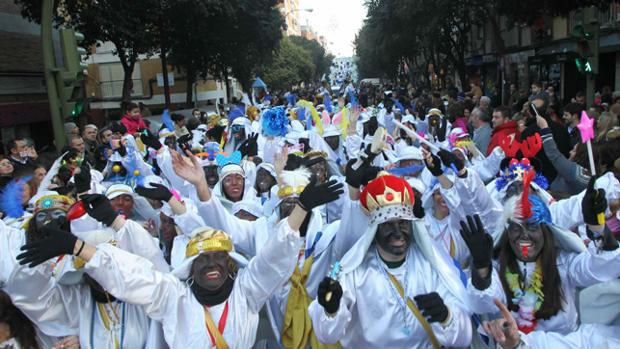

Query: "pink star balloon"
left=577, top=111, right=595, bottom=143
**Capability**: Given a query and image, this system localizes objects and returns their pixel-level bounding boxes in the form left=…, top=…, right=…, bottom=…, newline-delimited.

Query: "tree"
left=260, top=37, right=316, bottom=91
left=289, top=35, right=334, bottom=80
left=495, top=0, right=611, bottom=24
left=15, top=0, right=161, bottom=103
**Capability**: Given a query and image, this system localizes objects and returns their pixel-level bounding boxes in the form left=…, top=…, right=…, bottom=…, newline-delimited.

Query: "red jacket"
left=487, top=120, right=518, bottom=155
left=121, top=114, right=147, bottom=134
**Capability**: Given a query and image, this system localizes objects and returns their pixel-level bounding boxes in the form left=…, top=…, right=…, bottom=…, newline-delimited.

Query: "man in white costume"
left=14, top=176, right=340, bottom=348
left=308, top=173, right=473, bottom=348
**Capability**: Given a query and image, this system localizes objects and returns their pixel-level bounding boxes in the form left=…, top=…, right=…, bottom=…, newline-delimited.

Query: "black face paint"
left=375, top=219, right=413, bottom=257
left=324, top=136, right=340, bottom=151
left=203, top=165, right=219, bottom=189
left=507, top=220, right=544, bottom=262
left=255, top=168, right=276, bottom=194
left=191, top=251, right=231, bottom=291
left=309, top=159, right=328, bottom=184
left=34, top=209, right=67, bottom=230
left=278, top=197, right=298, bottom=219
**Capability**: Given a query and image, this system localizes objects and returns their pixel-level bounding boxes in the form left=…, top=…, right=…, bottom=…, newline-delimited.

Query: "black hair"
left=498, top=223, right=564, bottom=320
left=171, top=113, right=184, bottom=122
left=563, top=103, right=585, bottom=117
left=125, top=102, right=139, bottom=112
left=493, top=106, right=512, bottom=120
left=6, top=136, right=26, bottom=153
left=0, top=290, right=39, bottom=349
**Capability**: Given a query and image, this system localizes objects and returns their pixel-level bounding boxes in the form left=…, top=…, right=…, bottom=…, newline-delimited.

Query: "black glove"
left=345, top=144, right=380, bottom=188
left=81, top=194, right=118, bottom=226
left=414, top=292, right=449, bottom=323
left=16, top=218, right=77, bottom=267
left=361, top=166, right=382, bottom=187
left=177, top=134, right=192, bottom=152
left=413, top=191, right=425, bottom=218
left=317, top=276, right=343, bottom=314
left=136, top=182, right=173, bottom=202
left=582, top=177, right=607, bottom=226
left=140, top=129, right=162, bottom=150
left=298, top=177, right=344, bottom=211
left=74, top=164, right=91, bottom=193
left=238, top=133, right=259, bottom=157
left=424, top=152, right=443, bottom=177
left=459, top=215, right=493, bottom=269
left=437, top=117, right=448, bottom=142
left=284, top=154, right=303, bottom=171
left=438, top=149, right=464, bottom=172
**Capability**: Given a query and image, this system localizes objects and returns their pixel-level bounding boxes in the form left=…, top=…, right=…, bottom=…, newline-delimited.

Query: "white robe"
left=308, top=245, right=473, bottom=348
left=189, top=195, right=353, bottom=342
left=84, top=218, right=303, bottom=349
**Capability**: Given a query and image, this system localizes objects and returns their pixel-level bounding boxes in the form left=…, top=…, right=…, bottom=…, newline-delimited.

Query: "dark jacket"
left=520, top=116, right=571, bottom=183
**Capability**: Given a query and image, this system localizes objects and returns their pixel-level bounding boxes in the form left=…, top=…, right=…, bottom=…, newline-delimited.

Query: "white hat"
left=401, top=114, right=415, bottom=125
left=322, top=125, right=340, bottom=138
left=256, top=163, right=277, bottom=180
left=105, top=183, right=133, bottom=200
left=220, top=163, right=245, bottom=180
left=396, top=146, right=423, bottom=162
left=232, top=200, right=264, bottom=218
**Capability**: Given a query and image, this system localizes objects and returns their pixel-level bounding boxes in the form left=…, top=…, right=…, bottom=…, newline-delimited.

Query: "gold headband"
left=277, top=185, right=306, bottom=199
left=185, top=229, right=233, bottom=258
left=34, top=195, right=75, bottom=213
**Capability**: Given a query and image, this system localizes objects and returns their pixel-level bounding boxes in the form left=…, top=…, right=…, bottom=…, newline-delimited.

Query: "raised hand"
left=136, top=182, right=173, bottom=202
left=17, top=218, right=77, bottom=267
left=482, top=299, right=521, bottom=349
left=298, top=177, right=344, bottom=211
left=436, top=117, right=448, bottom=142
left=171, top=149, right=206, bottom=186
left=422, top=147, right=443, bottom=177
left=140, top=129, right=162, bottom=150
left=437, top=149, right=464, bottom=173
left=74, top=163, right=92, bottom=193
left=459, top=215, right=493, bottom=269
left=317, top=276, right=342, bottom=314
left=81, top=194, right=118, bottom=226
left=239, top=133, right=259, bottom=158
left=582, top=176, right=607, bottom=226
left=414, top=292, right=449, bottom=323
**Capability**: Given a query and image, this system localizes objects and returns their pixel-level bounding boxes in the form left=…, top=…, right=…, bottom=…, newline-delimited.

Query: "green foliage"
left=289, top=35, right=334, bottom=80
left=260, top=37, right=316, bottom=91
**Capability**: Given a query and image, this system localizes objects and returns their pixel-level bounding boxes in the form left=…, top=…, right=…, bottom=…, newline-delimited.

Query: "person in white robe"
left=308, top=174, right=474, bottom=348
left=15, top=177, right=337, bottom=349
left=169, top=149, right=346, bottom=349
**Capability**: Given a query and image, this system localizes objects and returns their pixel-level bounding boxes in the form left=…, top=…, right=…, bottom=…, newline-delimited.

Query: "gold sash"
left=387, top=273, right=441, bottom=349
left=204, top=307, right=230, bottom=349
left=281, top=255, right=342, bottom=349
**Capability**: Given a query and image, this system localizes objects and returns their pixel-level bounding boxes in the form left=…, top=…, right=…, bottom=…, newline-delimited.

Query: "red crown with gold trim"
left=360, top=173, right=415, bottom=225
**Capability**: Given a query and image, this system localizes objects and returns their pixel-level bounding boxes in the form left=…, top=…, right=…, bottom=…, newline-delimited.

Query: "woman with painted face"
left=309, top=174, right=474, bottom=348
left=16, top=176, right=316, bottom=348
left=473, top=173, right=620, bottom=343
left=211, top=163, right=257, bottom=213
left=170, top=149, right=348, bottom=349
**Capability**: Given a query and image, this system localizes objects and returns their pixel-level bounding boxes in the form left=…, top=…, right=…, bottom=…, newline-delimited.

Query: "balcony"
left=98, top=79, right=144, bottom=99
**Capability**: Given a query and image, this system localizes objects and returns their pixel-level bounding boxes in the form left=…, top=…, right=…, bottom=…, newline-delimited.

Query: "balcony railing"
left=99, top=79, right=144, bottom=98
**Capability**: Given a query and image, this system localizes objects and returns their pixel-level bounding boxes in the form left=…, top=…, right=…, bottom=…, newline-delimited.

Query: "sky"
left=298, top=0, right=367, bottom=58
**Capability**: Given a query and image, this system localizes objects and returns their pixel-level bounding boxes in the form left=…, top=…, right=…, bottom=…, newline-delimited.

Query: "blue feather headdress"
left=0, top=176, right=31, bottom=218
left=161, top=109, right=174, bottom=131
left=228, top=105, right=246, bottom=123
left=262, top=106, right=288, bottom=137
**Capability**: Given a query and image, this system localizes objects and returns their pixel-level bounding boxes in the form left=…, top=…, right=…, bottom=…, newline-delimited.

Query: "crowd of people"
left=0, top=78, right=619, bottom=349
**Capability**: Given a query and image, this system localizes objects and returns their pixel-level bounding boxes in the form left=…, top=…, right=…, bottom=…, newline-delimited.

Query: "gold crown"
left=360, top=173, right=414, bottom=213
left=277, top=185, right=306, bottom=198
left=303, top=150, right=328, bottom=160
left=185, top=228, right=233, bottom=258
left=34, top=195, right=75, bottom=213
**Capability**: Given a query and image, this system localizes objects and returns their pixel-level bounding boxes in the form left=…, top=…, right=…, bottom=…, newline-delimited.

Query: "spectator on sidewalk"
left=82, top=124, right=99, bottom=163
left=121, top=102, right=147, bottom=135
left=5, top=137, right=37, bottom=173
left=487, top=106, right=518, bottom=155
left=562, top=102, right=585, bottom=148
left=471, top=107, right=492, bottom=153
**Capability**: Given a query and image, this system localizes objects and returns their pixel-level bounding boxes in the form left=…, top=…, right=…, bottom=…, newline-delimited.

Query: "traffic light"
left=57, top=29, right=88, bottom=118
left=572, top=20, right=599, bottom=74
